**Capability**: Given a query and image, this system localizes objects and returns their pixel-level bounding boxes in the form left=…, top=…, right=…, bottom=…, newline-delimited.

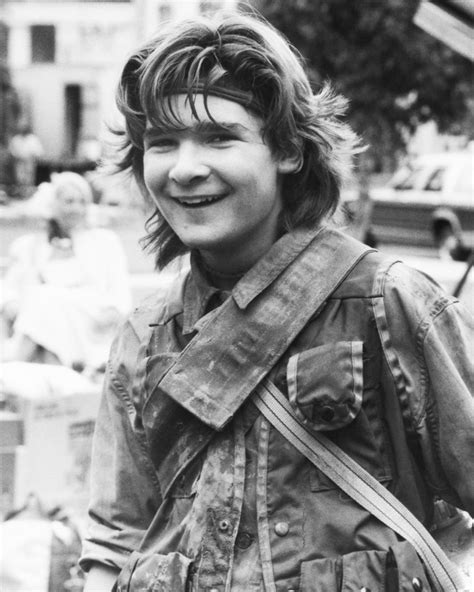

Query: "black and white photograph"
left=0, top=1, right=472, bottom=590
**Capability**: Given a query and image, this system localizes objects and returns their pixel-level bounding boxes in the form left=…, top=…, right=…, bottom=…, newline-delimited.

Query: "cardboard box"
left=0, top=411, right=23, bottom=519
left=0, top=362, right=101, bottom=518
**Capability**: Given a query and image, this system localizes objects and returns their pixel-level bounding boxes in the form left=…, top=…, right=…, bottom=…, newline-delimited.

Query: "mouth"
left=173, top=194, right=228, bottom=208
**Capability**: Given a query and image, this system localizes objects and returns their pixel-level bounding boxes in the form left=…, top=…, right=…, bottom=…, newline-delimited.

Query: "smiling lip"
left=172, top=194, right=228, bottom=208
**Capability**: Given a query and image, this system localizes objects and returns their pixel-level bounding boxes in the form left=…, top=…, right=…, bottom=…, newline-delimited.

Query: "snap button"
left=320, top=405, right=335, bottom=422
left=360, top=588, right=371, bottom=592
left=411, top=578, right=423, bottom=591
left=218, top=519, right=230, bottom=532
left=235, top=531, right=253, bottom=549
left=274, top=521, right=289, bottom=536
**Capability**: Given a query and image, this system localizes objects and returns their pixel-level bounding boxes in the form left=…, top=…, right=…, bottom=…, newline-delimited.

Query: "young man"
left=81, top=11, right=473, bottom=591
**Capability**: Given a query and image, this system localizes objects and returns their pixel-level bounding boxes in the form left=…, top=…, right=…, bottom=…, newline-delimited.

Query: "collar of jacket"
left=153, top=227, right=373, bottom=430
left=150, top=228, right=323, bottom=332
left=182, top=253, right=230, bottom=335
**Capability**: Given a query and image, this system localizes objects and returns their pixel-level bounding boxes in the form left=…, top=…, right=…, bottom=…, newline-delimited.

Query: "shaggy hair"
left=113, top=11, right=360, bottom=268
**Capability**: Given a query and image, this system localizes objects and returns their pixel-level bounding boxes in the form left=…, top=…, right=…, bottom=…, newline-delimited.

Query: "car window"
left=392, top=165, right=423, bottom=190
left=452, top=161, right=473, bottom=193
left=424, top=167, right=445, bottom=191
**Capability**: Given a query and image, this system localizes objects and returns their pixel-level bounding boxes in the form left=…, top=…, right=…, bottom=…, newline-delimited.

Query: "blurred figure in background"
left=8, top=123, right=44, bottom=192
left=0, top=171, right=132, bottom=372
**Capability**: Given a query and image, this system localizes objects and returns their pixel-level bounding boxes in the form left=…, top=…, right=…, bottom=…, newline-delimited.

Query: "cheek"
left=245, top=160, right=280, bottom=197
left=143, top=154, right=166, bottom=190
left=142, top=165, right=168, bottom=213
left=142, top=166, right=153, bottom=193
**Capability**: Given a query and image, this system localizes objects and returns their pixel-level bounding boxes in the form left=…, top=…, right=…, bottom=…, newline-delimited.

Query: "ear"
left=277, top=152, right=302, bottom=174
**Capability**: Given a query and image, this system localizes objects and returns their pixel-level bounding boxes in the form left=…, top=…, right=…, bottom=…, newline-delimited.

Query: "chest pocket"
left=287, top=341, right=363, bottom=431
left=287, top=341, right=391, bottom=492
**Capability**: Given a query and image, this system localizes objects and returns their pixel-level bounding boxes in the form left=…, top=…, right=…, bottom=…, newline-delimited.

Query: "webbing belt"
left=253, top=379, right=468, bottom=592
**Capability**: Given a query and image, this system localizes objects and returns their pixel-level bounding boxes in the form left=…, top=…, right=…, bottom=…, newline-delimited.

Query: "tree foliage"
left=250, top=0, right=473, bottom=171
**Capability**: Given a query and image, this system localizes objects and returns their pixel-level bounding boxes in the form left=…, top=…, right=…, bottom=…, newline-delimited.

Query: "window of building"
left=65, top=84, right=82, bottom=157
left=0, top=21, right=9, bottom=61
left=199, top=1, right=223, bottom=17
left=158, top=2, right=173, bottom=21
left=31, top=25, right=56, bottom=63
left=19, top=0, right=131, bottom=2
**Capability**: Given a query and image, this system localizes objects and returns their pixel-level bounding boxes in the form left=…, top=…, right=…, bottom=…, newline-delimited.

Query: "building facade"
left=3, top=0, right=235, bottom=162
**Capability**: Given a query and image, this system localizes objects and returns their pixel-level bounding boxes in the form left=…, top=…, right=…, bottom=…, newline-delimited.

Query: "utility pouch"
left=300, top=540, right=432, bottom=591
left=114, top=550, right=193, bottom=592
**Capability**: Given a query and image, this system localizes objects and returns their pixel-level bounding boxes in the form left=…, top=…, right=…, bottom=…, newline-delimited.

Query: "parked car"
left=367, top=149, right=473, bottom=259
left=340, top=149, right=473, bottom=259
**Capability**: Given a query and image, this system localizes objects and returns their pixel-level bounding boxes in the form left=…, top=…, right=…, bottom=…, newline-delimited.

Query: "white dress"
left=1, top=227, right=132, bottom=368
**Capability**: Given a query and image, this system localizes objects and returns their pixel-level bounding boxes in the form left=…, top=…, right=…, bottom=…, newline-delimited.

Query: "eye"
left=206, top=132, right=237, bottom=145
left=145, top=137, right=176, bottom=152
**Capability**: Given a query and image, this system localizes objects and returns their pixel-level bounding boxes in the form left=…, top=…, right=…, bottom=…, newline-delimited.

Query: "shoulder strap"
left=253, top=379, right=468, bottom=592
left=157, top=228, right=373, bottom=430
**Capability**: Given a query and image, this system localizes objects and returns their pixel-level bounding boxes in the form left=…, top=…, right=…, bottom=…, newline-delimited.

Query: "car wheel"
left=438, top=228, right=458, bottom=259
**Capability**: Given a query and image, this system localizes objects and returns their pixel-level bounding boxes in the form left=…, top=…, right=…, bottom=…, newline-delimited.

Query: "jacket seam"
left=413, top=296, right=454, bottom=412
left=372, top=261, right=415, bottom=434
left=327, top=294, right=383, bottom=301
left=414, top=296, right=455, bottom=361
left=108, top=364, right=162, bottom=492
left=409, top=293, right=454, bottom=430
left=414, top=298, right=457, bottom=482
left=374, top=261, right=454, bottom=430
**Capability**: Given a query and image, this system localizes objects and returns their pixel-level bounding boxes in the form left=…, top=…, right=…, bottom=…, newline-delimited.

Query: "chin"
left=178, top=232, right=230, bottom=252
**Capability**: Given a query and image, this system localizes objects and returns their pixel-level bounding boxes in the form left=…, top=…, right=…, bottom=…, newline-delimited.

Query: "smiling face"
left=143, top=94, right=297, bottom=273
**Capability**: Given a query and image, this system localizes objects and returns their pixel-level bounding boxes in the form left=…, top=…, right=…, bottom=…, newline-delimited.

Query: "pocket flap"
left=388, top=541, right=431, bottom=592
left=300, top=550, right=386, bottom=591
left=287, top=341, right=363, bottom=431
left=341, top=549, right=387, bottom=589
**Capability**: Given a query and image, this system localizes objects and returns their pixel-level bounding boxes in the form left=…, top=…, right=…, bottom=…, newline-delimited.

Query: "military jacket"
left=81, top=228, right=474, bottom=591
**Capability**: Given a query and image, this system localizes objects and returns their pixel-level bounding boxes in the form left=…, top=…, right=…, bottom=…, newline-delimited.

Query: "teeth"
left=178, top=195, right=223, bottom=205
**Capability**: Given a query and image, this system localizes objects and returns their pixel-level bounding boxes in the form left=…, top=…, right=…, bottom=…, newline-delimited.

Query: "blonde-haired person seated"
left=1, top=171, right=132, bottom=370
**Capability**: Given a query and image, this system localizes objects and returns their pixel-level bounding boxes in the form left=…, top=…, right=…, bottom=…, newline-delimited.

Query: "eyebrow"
left=144, top=120, right=251, bottom=141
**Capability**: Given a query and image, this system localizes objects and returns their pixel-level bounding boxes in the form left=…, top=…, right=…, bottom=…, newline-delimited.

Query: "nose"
left=168, top=142, right=211, bottom=185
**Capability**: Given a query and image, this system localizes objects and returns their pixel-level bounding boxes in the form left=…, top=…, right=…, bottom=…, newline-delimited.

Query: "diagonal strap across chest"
left=253, top=379, right=468, bottom=592
left=154, top=228, right=373, bottom=430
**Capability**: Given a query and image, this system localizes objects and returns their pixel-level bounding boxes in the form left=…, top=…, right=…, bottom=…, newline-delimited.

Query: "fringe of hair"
left=108, top=12, right=362, bottom=269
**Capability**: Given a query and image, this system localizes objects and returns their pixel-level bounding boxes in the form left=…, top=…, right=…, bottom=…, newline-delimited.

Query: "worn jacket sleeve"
left=374, top=261, right=474, bottom=515
left=80, top=316, right=162, bottom=572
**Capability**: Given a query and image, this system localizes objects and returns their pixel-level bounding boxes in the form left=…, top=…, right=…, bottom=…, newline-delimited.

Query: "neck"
left=199, top=255, right=247, bottom=290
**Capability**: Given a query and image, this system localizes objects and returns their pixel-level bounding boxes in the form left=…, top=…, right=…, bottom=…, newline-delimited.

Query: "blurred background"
left=0, top=1, right=472, bottom=589
left=1, top=0, right=473, bottom=277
